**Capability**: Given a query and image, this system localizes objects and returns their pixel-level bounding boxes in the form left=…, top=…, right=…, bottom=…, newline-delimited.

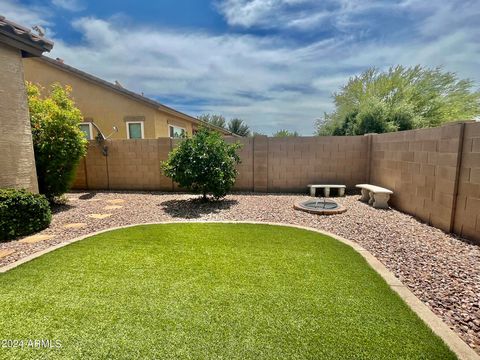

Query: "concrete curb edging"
left=0, top=220, right=478, bottom=360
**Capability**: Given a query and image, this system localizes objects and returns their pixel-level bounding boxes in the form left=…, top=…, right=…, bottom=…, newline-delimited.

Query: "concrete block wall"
left=454, top=122, right=480, bottom=240
left=107, top=140, right=161, bottom=190
left=226, top=137, right=254, bottom=191
left=267, top=136, right=368, bottom=192
left=72, top=158, right=87, bottom=189
left=73, top=135, right=368, bottom=194
left=72, top=122, right=480, bottom=243
left=83, top=142, right=108, bottom=189
left=370, top=123, right=463, bottom=232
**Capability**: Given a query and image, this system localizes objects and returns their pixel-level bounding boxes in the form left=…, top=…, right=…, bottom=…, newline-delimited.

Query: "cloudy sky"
left=2, top=0, right=479, bottom=135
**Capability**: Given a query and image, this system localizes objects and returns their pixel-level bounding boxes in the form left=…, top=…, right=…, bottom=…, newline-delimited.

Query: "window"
left=126, top=121, right=144, bottom=139
left=79, top=122, right=93, bottom=140
left=169, top=125, right=186, bottom=138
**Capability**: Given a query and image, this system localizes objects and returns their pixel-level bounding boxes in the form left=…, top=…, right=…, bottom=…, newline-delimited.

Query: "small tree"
left=162, top=128, right=241, bottom=200
left=27, top=82, right=87, bottom=201
left=273, top=129, right=299, bottom=137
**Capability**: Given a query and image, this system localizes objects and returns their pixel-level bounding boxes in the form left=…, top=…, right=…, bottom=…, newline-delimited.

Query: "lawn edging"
left=0, top=220, right=478, bottom=360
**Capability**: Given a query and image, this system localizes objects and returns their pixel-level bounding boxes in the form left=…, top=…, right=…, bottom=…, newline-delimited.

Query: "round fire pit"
left=294, top=199, right=346, bottom=215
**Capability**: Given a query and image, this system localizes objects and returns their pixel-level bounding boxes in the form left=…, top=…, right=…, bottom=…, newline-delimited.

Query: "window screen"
left=79, top=124, right=91, bottom=140
left=128, top=123, right=142, bottom=139
left=169, top=125, right=185, bottom=138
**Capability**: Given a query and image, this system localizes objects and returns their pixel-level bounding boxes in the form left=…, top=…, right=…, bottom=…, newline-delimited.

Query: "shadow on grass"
left=159, top=198, right=239, bottom=219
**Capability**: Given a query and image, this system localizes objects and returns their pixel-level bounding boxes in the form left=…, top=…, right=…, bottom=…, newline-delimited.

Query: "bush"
left=161, top=128, right=241, bottom=200
left=0, top=189, right=52, bottom=241
left=27, top=82, right=87, bottom=201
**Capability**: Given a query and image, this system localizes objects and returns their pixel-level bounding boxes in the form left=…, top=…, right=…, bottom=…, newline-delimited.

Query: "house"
left=0, top=16, right=53, bottom=193
left=23, top=56, right=234, bottom=139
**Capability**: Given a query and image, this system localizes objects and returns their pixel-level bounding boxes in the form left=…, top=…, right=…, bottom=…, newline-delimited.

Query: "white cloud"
left=0, top=0, right=51, bottom=27
left=215, top=0, right=403, bottom=31
left=216, top=0, right=327, bottom=30
left=1, top=0, right=479, bottom=135
left=51, top=0, right=85, bottom=12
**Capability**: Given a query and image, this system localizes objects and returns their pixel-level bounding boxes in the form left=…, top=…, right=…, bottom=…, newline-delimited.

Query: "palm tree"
left=228, top=118, right=250, bottom=137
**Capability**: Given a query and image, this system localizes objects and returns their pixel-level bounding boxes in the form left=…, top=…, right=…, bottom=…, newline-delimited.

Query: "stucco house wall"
left=0, top=43, right=38, bottom=192
left=23, top=57, right=217, bottom=139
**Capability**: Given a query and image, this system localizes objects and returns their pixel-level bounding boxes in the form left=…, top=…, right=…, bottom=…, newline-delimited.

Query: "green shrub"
left=0, top=189, right=52, bottom=241
left=161, top=128, right=241, bottom=200
left=27, top=82, right=87, bottom=201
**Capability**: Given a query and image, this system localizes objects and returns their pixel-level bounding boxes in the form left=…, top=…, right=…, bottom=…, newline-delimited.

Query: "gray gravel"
left=1, top=191, right=479, bottom=353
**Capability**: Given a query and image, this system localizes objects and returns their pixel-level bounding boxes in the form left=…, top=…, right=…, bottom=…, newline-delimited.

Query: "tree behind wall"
left=198, top=114, right=227, bottom=129
left=199, top=113, right=251, bottom=137
left=228, top=118, right=250, bottom=137
left=273, top=129, right=299, bottom=137
left=27, top=82, right=87, bottom=201
left=316, top=65, right=480, bottom=136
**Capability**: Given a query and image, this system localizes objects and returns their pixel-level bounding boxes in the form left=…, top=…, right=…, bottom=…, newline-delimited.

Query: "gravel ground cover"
left=0, top=191, right=479, bottom=353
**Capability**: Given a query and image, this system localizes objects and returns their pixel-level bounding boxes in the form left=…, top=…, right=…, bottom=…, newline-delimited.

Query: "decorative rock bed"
left=0, top=191, right=479, bottom=354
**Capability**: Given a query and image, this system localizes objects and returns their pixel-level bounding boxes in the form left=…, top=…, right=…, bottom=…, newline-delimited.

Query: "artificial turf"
left=0, top=223, right=455, bottom=359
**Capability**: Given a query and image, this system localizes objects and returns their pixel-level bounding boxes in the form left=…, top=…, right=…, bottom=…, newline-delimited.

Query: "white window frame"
left=79, top=122, right=93, bottom=140
left=169, top=124, right=186, bottom=138
left=126, top=121, right=145, bottom=139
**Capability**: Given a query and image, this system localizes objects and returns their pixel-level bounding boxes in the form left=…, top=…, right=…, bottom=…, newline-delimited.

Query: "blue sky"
left=2, top=0, right=479, bottom=135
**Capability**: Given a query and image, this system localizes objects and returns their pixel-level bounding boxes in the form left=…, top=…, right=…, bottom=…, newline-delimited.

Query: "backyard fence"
left=73, top=121, right=480, bottom=243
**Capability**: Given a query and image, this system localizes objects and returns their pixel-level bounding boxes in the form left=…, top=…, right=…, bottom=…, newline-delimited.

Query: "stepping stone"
left=63, top=223, right=87, bottom=229
left=87, top=214, right=112, bottom=219
left=0, top=249, right=15, bottom=259
left=19, top=234, right=54, bottom=244
left=103, top=205, right=123, bottom=210
left=107, top=199, right=125, bottom=204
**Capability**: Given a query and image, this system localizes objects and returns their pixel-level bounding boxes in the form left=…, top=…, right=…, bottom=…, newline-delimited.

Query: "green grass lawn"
left=0, top=223, right=455, bottom=359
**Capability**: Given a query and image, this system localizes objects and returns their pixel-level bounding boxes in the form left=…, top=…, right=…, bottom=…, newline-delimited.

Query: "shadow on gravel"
left=159, top=198, right=238, bottom=219
left=51, top=203, right=75, bottom=214
left=78, top=192, right=97, bottom=200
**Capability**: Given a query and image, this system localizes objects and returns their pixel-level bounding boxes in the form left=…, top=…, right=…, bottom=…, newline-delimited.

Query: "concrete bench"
left=356, top=184, right=393, bottom=209
left=308, top=184, right=346, bottom=197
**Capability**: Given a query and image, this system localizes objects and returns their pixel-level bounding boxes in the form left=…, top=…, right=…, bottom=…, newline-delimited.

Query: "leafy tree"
left=161, top=128, right=241, bottom=201
left=198, top=114, right=226, bottom=129
left=316, top=65, right=480, bottom=136
left=251, top=131, right=266, bottom=137
left=273, top=129, right=299, bottom=137
left=27, top=82, right=87, bottom=201
left=228, top=118, right=250, bottom=137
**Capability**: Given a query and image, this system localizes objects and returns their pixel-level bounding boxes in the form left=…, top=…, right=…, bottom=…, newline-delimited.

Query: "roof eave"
left=0, top=16, right=53, bottom=57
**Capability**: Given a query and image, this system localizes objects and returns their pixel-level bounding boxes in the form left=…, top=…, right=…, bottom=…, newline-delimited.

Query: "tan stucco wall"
left=0, top=43, right=38, bottom=192
left=23, top=58, right=197, bottom=139
left=154, top=112, right=193, bottom=138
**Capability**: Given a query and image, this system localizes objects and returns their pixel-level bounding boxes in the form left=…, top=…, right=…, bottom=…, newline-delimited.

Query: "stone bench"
left=356, top=184, right=393, bottom=209
left=307, top=184, right=346, bottom=197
